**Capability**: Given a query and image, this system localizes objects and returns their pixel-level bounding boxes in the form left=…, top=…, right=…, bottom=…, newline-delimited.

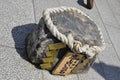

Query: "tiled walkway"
left=0, top=0, right=120, bottom=80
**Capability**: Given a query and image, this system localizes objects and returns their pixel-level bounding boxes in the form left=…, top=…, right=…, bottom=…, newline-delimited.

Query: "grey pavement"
left=0, top=0, right=120, bottom=80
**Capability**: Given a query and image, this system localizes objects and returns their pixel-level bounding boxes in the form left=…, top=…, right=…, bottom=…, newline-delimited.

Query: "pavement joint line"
left=56, top=0, right=61, bottom=6
left=0, top=44, right=24, bottom=49
left=94, top=3, right=116, bottom=79
left=31, top=0, right=44, bottom=78
left=105, top=42, right=112, bottom=45
left=106, top=0, right=120, bottom=27
left=32, top=0, right=37, bottom=23
left=41, top=70, right=44, bottom=80
left=77, top=73, right=81, bottom=80
left=95, top=1, right=120, bottom=63
left=105, top=23, right=120, bottom=31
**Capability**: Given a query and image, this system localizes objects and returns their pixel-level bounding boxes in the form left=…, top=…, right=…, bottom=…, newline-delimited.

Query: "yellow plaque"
left=42, top=57, right=54, bottom=63
left=45, top=51, right=57, bottom=57
left=48, top=42, right=66, bottom=50
left=40, top=63, right=51, bottom=69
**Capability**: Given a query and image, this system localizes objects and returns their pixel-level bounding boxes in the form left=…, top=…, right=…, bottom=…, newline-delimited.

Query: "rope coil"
left=43, top=6, right=105, bottom=58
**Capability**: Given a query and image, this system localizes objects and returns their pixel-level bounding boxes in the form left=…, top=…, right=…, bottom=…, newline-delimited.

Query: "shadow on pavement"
left=11, top=23, right=120, bottom=79
left=93, top=62, right=120, bottom=80
left=11, top=23, right=37, bottom=62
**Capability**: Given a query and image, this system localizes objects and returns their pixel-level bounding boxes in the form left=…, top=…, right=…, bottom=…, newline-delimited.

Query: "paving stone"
left=78, top=58, right=105, bottom=80
left=42, top=70, right=78, bottom=80
left=98, top=43, right=120, bottom=80
left=33, top=0, right=60, bottom=23
left=0, top=47, right=43, bottom=80
left=0, top=0, right=35, bottom=48
left=95, top=0, right=119, bottom=28
left=58, top=0, right=80, bottom=8
left=104, top=24, right=120, bottom=59
left=78, top=43, right=120, bottom=80
left=106, top=0, right=120, bottom=26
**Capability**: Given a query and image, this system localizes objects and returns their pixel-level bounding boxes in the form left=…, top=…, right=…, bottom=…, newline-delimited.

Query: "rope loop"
left=43, top=7, right=105, bottom=58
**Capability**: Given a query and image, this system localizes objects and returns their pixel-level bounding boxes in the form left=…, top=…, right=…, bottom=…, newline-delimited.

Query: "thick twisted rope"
left=43, top=7, right=105, bottom=58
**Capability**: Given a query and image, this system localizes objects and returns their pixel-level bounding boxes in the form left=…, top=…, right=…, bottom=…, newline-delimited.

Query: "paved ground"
left=0, top=0, right=120, bottom=80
